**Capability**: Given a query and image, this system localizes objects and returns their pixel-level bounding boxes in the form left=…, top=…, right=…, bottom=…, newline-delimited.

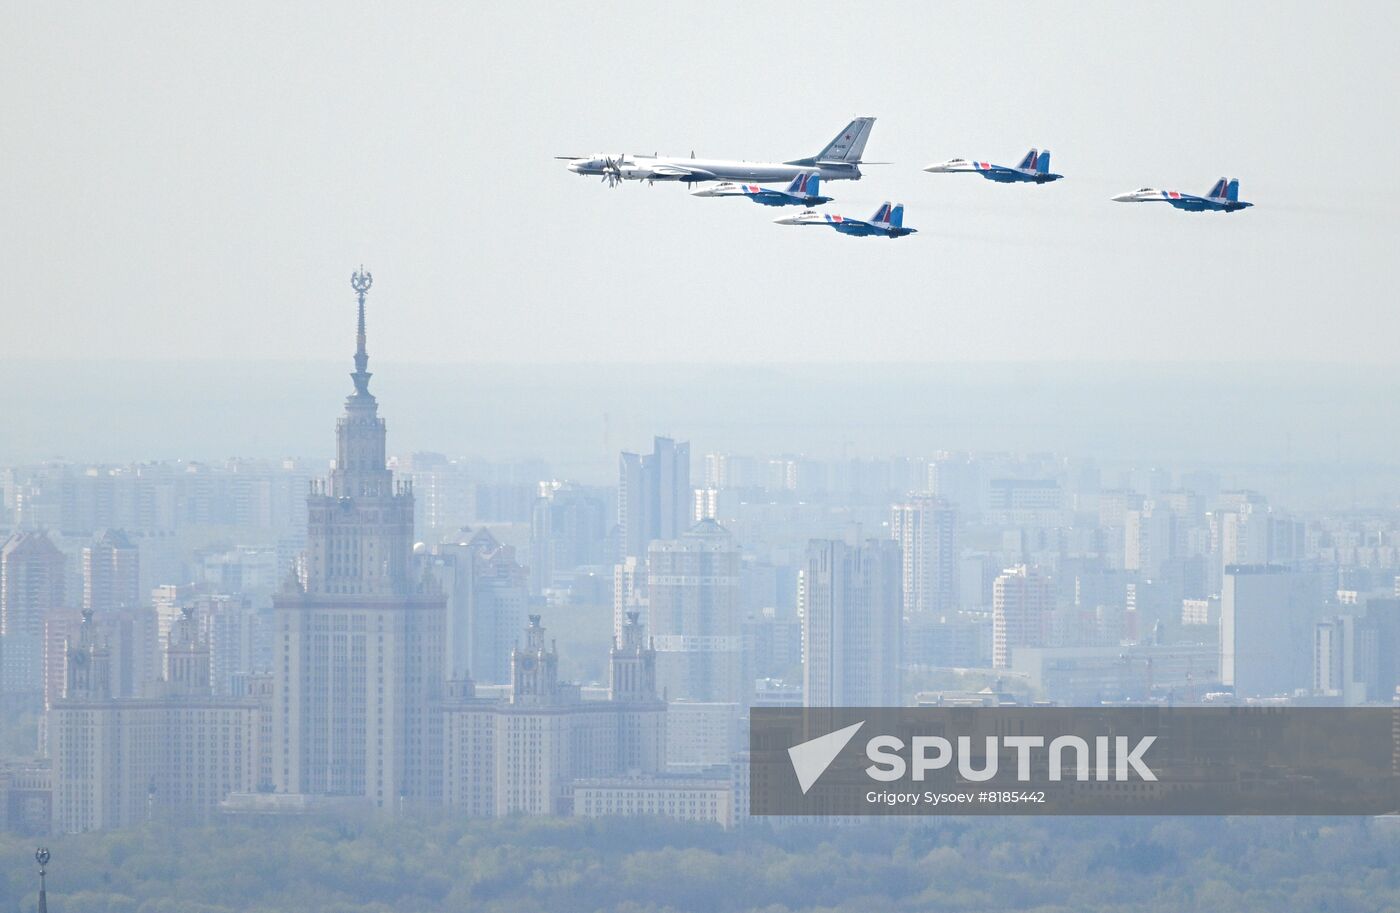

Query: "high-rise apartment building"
left=1, top=531, right=67, bottom=694
left=1361, top=597, right=1400, bottom=701
left=1313, top=615, right=1369, bottom=703
left=800, top=538, right=902, bottom=707
left=82, top=529, right=140, bottom=613
left=198, top=593, right=267, bottom=696
left=1125, top=501, right=1181, bottom=579
left=992, top=565, right=1053, bottom=669
left=889, top=495, right=958, bottom=615
left=927, top=454, right=984, bottom=516
left=1, top=531, right=66, bottom=639
left=427, top=529, right=528, bottom=684
left=647, top=520, right=743, bottom=703
left=1221, top=564, right=1321, bottom=697
left=529, top=481, right=609, bottom=595
left=618, top=437, right=691, bottom=560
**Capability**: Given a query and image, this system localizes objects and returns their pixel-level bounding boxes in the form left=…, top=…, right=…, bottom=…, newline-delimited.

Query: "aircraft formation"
left=558, top=116, right=1254, bottom=239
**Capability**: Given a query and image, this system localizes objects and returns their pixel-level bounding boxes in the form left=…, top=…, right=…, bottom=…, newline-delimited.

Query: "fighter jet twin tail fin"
left=1207, top=177, right=1241, bottom=201
left=1017, top=149, right=1053, bottom=173
left=872, top=202, right=905, bottom=227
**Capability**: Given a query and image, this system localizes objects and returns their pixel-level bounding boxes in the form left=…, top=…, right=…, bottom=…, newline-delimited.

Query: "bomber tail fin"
left=1036, top=150, right=1052, bottom=174
left=1207, top=177, right=1229, bottom=199
left=1017, top=148, right=1039, bottom=170
left=806, top=117, right=875, bottom=163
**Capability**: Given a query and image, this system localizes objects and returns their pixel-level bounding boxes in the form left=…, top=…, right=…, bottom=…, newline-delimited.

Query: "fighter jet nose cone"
left=690, top=188, right=715, bottom=197
left=1111, top=194, right=1134, bottom=202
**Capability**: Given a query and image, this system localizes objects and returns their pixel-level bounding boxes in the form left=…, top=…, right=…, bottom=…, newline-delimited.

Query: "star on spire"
left=350, top=266, right=373, bottom=395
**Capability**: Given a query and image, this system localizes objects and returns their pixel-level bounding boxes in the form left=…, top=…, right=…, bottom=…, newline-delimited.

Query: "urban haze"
left=2, top=2, right=1399, bottom=912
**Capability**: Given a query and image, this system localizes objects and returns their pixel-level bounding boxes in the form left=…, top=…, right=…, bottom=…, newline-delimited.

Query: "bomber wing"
left=647, top=164, right=718, bottom=180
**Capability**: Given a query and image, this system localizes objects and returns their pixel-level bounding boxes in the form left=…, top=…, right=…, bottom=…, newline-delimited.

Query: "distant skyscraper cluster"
left=2, top=275, right=1400, bottom=837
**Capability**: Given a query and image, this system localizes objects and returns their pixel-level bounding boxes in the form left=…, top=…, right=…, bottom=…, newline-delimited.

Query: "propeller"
left=598, top=154, right=625, bottom=188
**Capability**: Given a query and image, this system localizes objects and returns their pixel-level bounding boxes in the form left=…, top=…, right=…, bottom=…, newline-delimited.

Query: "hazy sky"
left=4, top=1, right=1398, bottom=365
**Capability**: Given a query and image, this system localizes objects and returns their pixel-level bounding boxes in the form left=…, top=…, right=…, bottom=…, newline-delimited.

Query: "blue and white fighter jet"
left=1113, top=178, right=1253, bottom=212
left=775, top=202, right=916, bottom=238
left=690, top=172, right=832, bottom=207
left=924, top=148, right=1062, bottom=183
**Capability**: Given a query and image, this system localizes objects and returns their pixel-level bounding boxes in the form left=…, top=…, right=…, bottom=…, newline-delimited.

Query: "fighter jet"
left=1112, top=178, right=1253, bottom=212
left=690, top=172, right=832, bottom=207
left=924, top=148, right=1062, bottom=183
left=557, top=117, right=876, bottom=187
left=774, top=202, right=916, bottom=238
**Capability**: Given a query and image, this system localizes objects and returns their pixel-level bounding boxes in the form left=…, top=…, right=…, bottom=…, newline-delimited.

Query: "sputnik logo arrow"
left=787, top=721, right=865, bottom=795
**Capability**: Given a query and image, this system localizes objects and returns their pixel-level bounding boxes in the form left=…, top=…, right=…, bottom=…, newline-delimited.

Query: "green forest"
left=2, top=814, right=1397, bottom=913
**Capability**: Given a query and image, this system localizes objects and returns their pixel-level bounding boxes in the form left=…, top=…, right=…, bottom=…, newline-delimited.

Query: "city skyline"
left=2, top=269, right=1398, bottom=851
left=5, top=3, right=1400, bottom=909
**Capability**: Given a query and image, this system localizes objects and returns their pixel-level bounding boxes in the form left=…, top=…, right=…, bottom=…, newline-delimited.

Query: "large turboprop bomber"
left=558, top=117, right=1253, bottom=240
